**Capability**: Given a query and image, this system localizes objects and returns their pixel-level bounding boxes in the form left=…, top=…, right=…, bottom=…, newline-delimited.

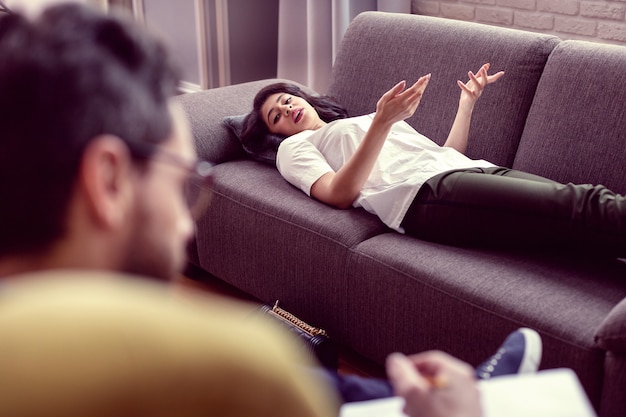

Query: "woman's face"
left=260, top=92, right=325, bottom=137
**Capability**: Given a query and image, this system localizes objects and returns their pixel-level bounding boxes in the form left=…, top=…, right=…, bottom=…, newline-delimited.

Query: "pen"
left=425, top=374, right=449, bottom=389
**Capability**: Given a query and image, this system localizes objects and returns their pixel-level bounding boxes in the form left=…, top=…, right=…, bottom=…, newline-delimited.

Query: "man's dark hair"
left=0, top=3, right=180, bottom=255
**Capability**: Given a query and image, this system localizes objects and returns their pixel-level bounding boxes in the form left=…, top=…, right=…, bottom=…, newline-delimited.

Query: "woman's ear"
left=78, top=135, right=135, bottom=230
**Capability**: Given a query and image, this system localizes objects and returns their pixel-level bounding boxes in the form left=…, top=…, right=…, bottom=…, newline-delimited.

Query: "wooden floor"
left=173, top=268, right=385, bottom=379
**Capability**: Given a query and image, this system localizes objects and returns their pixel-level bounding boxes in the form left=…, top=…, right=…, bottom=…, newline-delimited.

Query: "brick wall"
left=411, top=0, right=626, bottom=46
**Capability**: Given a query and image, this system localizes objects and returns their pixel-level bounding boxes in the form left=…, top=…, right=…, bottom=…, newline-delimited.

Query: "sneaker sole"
left=518, top=327, right=543, bottom=373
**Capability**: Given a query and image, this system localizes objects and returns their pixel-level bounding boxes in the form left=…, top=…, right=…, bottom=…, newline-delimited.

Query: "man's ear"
left=79, top=135, right=136, bottom=230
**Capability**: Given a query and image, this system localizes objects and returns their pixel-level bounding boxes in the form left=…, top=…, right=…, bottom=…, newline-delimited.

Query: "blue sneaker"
left=476, top=328, right=542, bottom=379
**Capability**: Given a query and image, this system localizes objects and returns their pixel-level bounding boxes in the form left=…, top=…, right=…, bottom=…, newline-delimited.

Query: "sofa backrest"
left=327, top=11, right=559, bottom=167
left=513, top=40, right=626, bottom=194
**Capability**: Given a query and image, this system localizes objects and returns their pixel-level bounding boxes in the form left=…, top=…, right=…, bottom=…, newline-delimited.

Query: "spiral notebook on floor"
left=340, top=368, right=597, bottom=417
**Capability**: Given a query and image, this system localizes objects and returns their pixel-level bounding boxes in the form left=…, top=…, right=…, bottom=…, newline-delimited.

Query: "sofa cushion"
left=513, top=41, right=626, bottom=194
left=327, top=11, right=560, bottom=168
left=194, top=160, right=390, bottom=334
left=345, top=233, right=626, bottom=408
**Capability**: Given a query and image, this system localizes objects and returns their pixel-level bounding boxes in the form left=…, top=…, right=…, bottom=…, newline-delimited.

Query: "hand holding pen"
left=386, top=351, right=482, bottom=417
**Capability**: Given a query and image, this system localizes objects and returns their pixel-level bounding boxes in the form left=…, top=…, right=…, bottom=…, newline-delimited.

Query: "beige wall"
left=412, top=0, right=626, bottom=46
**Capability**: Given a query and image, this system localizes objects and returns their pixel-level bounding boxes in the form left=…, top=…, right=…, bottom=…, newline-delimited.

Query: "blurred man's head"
left=0, top=3, right=208, bottom=280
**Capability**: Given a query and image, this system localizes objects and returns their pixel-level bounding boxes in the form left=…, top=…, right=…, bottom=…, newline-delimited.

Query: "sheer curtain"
left=277, top=0, right=411, bottom=93
left=3, top=0, right=107, bottom=15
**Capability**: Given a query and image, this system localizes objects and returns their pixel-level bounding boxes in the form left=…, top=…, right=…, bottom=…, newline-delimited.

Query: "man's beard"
left=119, top=218, right=186, bottom=282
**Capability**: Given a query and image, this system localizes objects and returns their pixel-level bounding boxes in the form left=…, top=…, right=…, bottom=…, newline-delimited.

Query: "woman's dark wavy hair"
left=241, top=82, right=348, bottom=146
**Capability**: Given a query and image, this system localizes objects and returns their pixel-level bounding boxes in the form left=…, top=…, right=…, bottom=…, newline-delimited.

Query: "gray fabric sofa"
left=178, top=11, right=626, bottom=417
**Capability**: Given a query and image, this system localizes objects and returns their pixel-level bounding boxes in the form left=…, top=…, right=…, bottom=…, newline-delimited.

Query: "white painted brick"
left=580, top=2, right=626, bottom=20
left=497, top=0, right=536, bottom=11
left=441, top=3, right=476, bottom=20
left=414, top=0, right=441, bottom=15
left=411, top=0, right=626, bottom=46
left=555, top=16, right=598, bottom=36
left=598, top=22, right=626, bottom=41
left=514, top=11, right=554, bottom=29
left=461, top=0, right=497, bottom=5
left=537, top=0, right=579, bottom=15
left=476, top=7, right=514, bottom=24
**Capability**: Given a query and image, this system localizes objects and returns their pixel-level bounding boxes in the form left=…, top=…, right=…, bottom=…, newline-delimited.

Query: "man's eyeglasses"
left=145, top=150, right=214, bottom=221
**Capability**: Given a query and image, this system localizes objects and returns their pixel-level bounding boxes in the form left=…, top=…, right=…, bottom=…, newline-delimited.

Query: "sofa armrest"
left=595, top=297, right=626, bottom=353
left=176, top=79, right=288, bottom=164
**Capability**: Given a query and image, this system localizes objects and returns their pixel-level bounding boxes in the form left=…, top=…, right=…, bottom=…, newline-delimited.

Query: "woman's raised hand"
left=457, top=63, right=505, bottom=109
left=375, top=74, right=431, bottom=126
left=315, top=74, right=430, bottom=209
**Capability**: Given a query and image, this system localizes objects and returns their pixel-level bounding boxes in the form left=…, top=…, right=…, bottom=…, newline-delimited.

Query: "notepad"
left=340, top=368, right=597, bottom=417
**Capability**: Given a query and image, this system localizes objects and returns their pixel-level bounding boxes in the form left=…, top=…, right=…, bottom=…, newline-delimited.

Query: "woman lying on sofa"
left=238, top=64, right=626, bottom=256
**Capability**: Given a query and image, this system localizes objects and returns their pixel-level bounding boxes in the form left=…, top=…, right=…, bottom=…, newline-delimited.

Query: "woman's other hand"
left=375, top=74, right=431, bottom=126
left=457, top=63, right=504, bottom=110
left=386, top=351, right=482, bottom=417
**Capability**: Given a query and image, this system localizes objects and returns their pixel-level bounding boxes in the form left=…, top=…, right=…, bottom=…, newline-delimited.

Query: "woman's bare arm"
left=444, top=63, right=505, bottom=153
left=310, top=75, right=431, bottom=209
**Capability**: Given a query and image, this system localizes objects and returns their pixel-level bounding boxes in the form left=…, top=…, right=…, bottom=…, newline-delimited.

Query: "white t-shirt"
left=276, top=114, right=495, bottom=232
